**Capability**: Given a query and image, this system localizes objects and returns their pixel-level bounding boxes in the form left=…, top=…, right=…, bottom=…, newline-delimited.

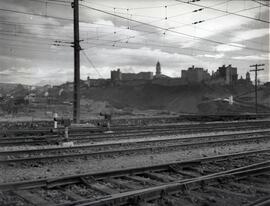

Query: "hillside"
left=1, top=81, right=269, bottom=120
left=78, top=83, right=270, bottom=114
left=0, top=83, right=25, bottom=95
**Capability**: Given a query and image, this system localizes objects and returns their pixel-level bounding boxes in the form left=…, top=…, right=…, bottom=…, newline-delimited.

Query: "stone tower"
left=246, top=72, right=251, bottom=81
left=156, top=61, right=161, bottom=75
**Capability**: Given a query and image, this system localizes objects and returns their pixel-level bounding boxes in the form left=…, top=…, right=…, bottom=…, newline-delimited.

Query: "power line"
left=1, top=42, right=63, bottom=53
left=82, top=50, right=102, bottom=78
left=0, top=30, right=72, bottom=41
left=83, top=0, right=182, bottom=11
left=82, top=0, right=228, bottom=43
left=0, top=37, right=53, bottom=46
left=175, top=0, right=270, bottom=24
left=81, top=4, right=203, bottom=42
left=0, top=8, right=73, bottom=22
left=1, top=2, right=267, bottom=54
left=252, top=0, right=270, bottom=7
left=20, top=0, right=71, bottom=6
left=83, top=38, right=246, bottom=55
left=82, top=38, right=268, bottom=61
left=82, top=41, right=266, bottom=66
left=80, top=3, right=265, bottom=48
left=166, top=5, right=267, bottom=46
left=80, top=3, right=269, bottom=53
left=170, top=4, right=261, bottom=29
left=0, top=20, right=121, bottom=32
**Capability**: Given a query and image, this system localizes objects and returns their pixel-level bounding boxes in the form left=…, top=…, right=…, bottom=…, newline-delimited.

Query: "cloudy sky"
left=0, top=0, right=269, bottom=85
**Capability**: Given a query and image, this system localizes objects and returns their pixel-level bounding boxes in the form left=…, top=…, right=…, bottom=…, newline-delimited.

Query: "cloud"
left=216, top=43, right=246, bottom=52
left=94, top=19, right=114, bottom=27
left=197, top=53, right=224, bottom=59
left=232, top=54, right=269, bottom=60
left=231, top=28, right=269, bottom=42
left=85, top=46, right=196, bottom=67
left=0, top=0, right=269, bottom=84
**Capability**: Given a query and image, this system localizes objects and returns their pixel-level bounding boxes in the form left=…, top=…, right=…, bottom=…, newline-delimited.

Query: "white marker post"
left=54, top=113, right=58, bottom=129
left=62, top=119, right=73, bottom=147
left=229, top=95, right=233, bottom=105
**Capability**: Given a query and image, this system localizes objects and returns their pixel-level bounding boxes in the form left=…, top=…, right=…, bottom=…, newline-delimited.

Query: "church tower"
left=156, top=61, right=161, bottom=75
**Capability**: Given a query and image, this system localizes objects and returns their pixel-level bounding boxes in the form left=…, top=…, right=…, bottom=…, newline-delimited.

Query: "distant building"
left=121, top=73, right=137, bottom=81
left=213, top=64, right=238, bottom=85
left=181, top=65, right=210, bottom=83
left=111, top=69, right=153, bottom=81
left=89, top=79, right=109, bottom=87
left=123, top=72, right=153, bottom=80
left=154, top=61, right=170, bottom=79
left=111, top=69, right=122, bottom=81
left=152, top=78, right=187, bottom=86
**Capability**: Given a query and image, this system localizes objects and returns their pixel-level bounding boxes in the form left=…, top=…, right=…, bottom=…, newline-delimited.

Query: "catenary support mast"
left=72, top=0, right=80, bottom=123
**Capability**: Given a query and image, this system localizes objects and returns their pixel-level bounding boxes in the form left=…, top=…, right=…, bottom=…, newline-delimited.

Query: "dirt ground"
left=1, top=139, right=269, bottom=183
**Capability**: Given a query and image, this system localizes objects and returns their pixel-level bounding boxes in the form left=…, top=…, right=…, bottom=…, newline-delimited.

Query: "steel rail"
left=2, top=120, right=269, bottom=137
left=0, top=124, right=269, bottom=146
left=0, top=129, right=269, bottom=157
left=0, top=148, right=269, bottom=191
left=72, top=162, right=270, bottom=206
left=2, top=119, right=270, bottom=136
left=1, top=134, right=269, bottom=164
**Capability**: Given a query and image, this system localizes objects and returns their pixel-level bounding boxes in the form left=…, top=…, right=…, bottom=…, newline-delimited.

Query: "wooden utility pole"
left=250, top=64, right=264, bottom=114
left=72, top=0, right=80, bottom=123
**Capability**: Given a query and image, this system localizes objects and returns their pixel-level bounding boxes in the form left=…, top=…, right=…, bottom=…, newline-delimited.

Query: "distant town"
left=110, top=62, right=250, bottom=86
left=0, top=62, right=258, bottom=103
left=1, top=61, right=269, bottom=118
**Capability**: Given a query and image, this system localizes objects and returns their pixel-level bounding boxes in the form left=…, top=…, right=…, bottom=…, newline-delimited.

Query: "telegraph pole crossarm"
left=250, top=64, right=264, bottom=114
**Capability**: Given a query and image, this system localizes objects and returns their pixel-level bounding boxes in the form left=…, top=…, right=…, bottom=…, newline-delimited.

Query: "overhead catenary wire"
left=80, top=3, right=269, bottom=53
left=252, top=0, right=270, bottom=7
left=81, top=40, right=268, bottom=66
left=79, top=1, right=265, bottom=48
left=82, top=0, right=229, bottom=43
left=0, top=36, right=54, bottom=46
left=4, top=0, right=264, bottom=52
left=83, top=0, right=182, bottom=11
left=171, top=4, right=262, bottom=28
left=0, top=1, right=267, bottom=57
left=20, top=0, right=71, bottom=6
left=1, top=42, right=63, bottom=53
left=1, top=0, right=268, bottom=68
left=175, top=0, right=270, bottom=24
left=81, top=38, right=238, bottom=55
left=0, top=8, right=73, bottom=22
left=0, top=30, right=72, bottom=41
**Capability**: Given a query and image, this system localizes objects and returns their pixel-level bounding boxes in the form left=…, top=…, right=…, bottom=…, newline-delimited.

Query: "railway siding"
left=0, top=150, right=269, bottom=206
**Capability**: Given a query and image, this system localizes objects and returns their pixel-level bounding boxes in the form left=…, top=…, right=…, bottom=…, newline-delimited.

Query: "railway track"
left=0, top=149, right=269, bottom=206
left=2, top=119, right=270, bottom=137
left=1, top=121, right=270, bottom=146
left=1, top=130, right=269, bottom=165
